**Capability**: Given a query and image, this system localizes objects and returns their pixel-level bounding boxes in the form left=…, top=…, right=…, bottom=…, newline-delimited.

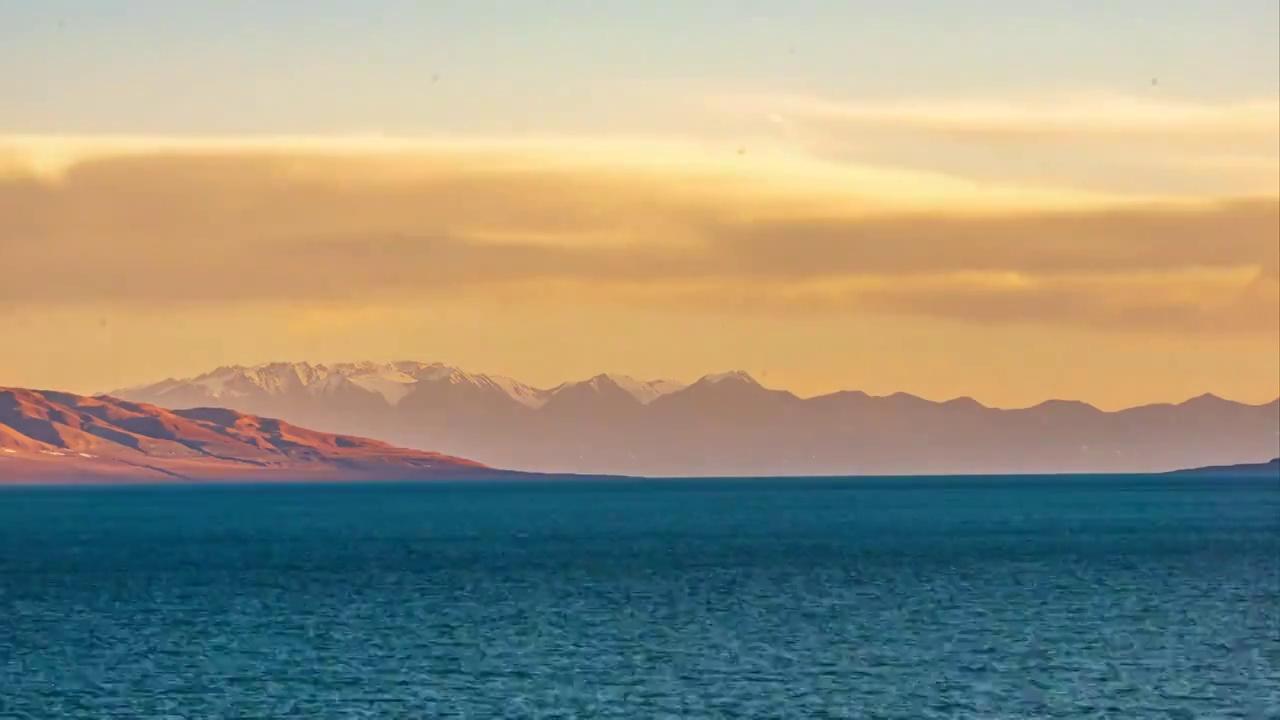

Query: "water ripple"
left=0, top=477, right=1277, bottom=718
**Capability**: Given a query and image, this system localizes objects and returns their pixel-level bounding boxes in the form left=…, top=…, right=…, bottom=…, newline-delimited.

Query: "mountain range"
left=0, top=387, right=500, bottom=483
left=108, top=362, right=1280, bottom=477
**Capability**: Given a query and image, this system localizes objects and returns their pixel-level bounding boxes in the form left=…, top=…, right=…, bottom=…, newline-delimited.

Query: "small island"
left=1168, top=458, right=1280, bottom=477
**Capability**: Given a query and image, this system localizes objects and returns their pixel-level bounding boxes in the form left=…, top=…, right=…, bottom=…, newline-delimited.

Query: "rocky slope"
left=0, top=387, right=497, bottom=483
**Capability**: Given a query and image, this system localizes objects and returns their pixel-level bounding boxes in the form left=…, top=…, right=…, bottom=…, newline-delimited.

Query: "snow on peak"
left=435, top=368, right=545, bottom=407
left=485, top=375, right=548, bottom=408
left=125, top=361, right=710, bottom=409
left=554, top=374, right=687, bottom=405
left=333, top=366, right=419, bottom=405
left=603, top=374, right=687, bottom=404
left=699, top=370, right=760, bottom=386
left=339, top=362, right=547, bottom=408
left=154, top=360, right=549, bottom=408
left=190, top=361, right=329, bottom=398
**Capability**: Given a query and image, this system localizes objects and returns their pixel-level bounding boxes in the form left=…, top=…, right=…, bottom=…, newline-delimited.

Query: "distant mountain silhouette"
left=1167, top=457, right=1280, bottom=476
left=0, top=387, right=501, bottom=483
left=111, top=362, right=1280, bottom=477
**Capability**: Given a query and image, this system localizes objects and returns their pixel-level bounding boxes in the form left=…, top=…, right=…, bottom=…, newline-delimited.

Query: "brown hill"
left=0, top=388, right=496, bottom=483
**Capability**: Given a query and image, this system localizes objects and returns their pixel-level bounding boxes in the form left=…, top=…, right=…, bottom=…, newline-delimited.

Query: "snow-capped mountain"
left=117, top=362, right=689, bottom=411
left=108, top=363, right=1280, bottom=477
left=698, top=370, right=760, bottom=386
left=121, top=361, right=551, bottom=408
left=547, top=374, right=686, bottom=406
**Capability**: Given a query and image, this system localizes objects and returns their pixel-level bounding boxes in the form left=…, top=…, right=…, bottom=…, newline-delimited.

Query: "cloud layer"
left=1, top=134, right=1276, bottom=335
left=728, top=94, right=1280, bottom=144
left=716, top=94, right=1280, bottom=197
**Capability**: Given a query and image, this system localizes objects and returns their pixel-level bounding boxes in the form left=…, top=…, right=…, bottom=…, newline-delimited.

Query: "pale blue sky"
left=2, top=0, right=1277, bottom=134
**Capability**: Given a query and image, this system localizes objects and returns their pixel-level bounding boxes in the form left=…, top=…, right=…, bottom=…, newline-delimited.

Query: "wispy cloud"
left=724, top=93, right=1279, bottom=141
left=712, top=93, right=1280, bottom=196
left=1, top=136, right=1275, bottom=335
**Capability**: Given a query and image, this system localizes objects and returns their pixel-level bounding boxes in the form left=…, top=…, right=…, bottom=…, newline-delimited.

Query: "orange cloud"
left=0, top=137, right=1275, bottom=336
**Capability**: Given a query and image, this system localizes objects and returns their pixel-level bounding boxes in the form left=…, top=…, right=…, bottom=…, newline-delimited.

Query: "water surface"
left=1, top=476, right=1277, bottom=717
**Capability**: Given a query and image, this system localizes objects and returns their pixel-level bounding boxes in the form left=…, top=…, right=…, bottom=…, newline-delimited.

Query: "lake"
left=1, top=476, right=1277, bottom=717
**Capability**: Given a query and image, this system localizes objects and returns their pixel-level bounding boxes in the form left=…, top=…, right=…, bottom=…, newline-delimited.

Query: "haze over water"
left=1, top=476, right=1276, bottom=717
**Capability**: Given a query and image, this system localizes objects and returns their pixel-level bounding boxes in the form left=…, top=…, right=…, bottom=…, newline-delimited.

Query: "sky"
left=1, top=0, right=1277, bottom=408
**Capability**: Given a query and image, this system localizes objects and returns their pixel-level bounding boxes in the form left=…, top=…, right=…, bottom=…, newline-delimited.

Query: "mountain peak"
left=698, top=370, right=760, bottom=387
left=549, top=374, right=686, bottom=405
left=1027, top=398, right=1100, bottom=413
left=1178, top=392, right=1233, bottom=407
left=580, top=374, right=627, bottom=391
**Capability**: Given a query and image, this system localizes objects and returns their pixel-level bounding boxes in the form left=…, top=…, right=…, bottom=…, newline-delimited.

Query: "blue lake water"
left=1, top=476, right=1277, bottom=718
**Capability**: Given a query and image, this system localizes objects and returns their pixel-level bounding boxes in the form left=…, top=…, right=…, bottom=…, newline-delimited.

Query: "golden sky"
left=2, top=91, right=1277, bottom=410
left=5, top=3, right=1277, bottom=409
